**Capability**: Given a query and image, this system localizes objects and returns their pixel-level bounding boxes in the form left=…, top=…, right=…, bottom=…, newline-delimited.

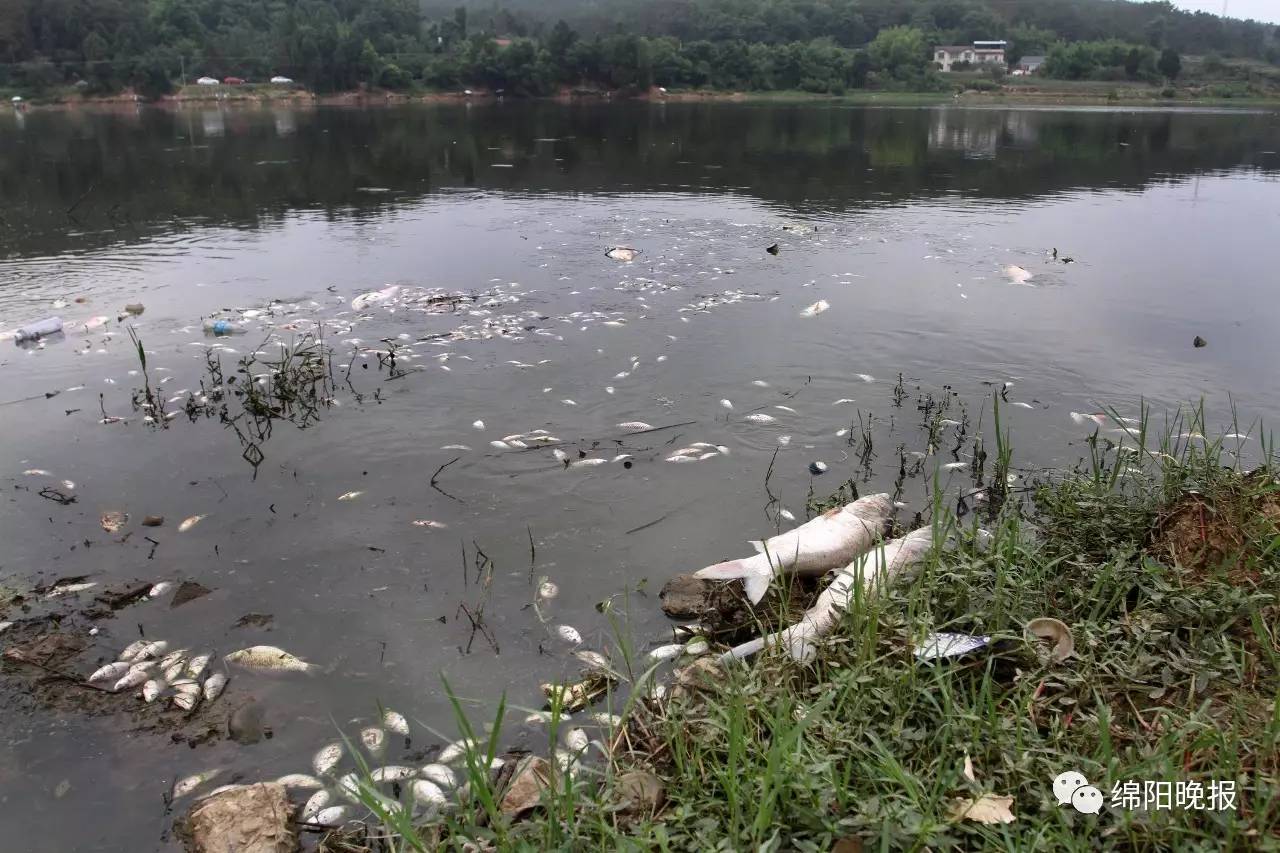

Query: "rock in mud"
left=659, top=574, right=719, bottom=620
left=228, top=700, right=270, bottom=744
left=180, top=782, right=297, bottom=853
left=616, top=770, right=666, bottom=816
left=170, top=581, right=212, bottom=609
left=233, top=613, right=274, bottom=630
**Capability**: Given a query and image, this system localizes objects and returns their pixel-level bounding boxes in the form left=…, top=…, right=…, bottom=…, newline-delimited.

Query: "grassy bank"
left=323, top=403, right=1278, bottom=851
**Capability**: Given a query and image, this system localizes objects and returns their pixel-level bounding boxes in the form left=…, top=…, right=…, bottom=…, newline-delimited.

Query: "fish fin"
left=694, top=558, right=755, bottom=581
left=748, top=540, right=765, bottom=554
left=743, top=572, right=771, bottom=605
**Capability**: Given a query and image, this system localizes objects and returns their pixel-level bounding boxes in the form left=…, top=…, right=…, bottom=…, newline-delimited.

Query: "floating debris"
left=766, top=244, right=780, bottom=255
left=100, top=511, right=127, bottom=533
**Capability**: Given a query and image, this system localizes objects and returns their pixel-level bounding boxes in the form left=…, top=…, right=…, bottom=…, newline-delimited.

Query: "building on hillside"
left=934, top=40, right=1007, bottom=72
left=1012, top=55, right=1045, bottom=75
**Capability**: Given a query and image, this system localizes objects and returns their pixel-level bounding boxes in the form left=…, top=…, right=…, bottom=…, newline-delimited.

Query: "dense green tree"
left=1158, top=47, right=1181, bottom=79
left=869, top=26, right=928, bottom=80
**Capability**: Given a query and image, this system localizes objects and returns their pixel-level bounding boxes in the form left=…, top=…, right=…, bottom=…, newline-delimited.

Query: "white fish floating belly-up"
left=726, top=527, right=934, bottom=663
left=1004, top=265, right=1034, bottom=285
left=693, top=494, right=893, bottom=604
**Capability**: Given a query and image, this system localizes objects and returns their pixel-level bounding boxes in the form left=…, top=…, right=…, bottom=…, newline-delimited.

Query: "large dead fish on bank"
left=725, top=527, right=934, bottom=662
left=692, top=493, right=892, bottom=604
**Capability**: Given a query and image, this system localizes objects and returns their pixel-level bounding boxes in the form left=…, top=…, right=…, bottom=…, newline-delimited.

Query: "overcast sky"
left=1172, top=0, right=1280, bottom=24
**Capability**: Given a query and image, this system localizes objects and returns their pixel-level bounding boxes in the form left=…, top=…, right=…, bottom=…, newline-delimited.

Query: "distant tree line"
left=0, top=0, right=1275, bottom=97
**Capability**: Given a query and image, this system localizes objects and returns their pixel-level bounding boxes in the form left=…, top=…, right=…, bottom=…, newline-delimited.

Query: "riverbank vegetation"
left=323, top=403, right=1278, bottom=850
left=1, top=0, right=1278, bottom=101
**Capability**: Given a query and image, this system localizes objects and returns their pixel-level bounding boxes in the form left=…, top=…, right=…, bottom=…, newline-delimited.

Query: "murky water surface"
left=1, top=102, right=1277, bottom=850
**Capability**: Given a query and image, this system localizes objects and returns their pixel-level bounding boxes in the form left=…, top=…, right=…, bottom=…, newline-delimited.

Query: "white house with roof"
left=934, top=40, right=1007, bottom=72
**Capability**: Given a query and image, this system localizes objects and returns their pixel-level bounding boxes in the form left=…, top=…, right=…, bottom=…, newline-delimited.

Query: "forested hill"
left=0, top=0, right=1276, bottom=97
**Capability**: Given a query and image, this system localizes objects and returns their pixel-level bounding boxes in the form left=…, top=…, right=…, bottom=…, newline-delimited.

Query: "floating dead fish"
left=383, top=709, right=410, bottom=736
left=148, top=581, right=174, bottom=598
left=313, top=805, right=349, bottom=827
left=313, top=742, right=344, bottom=775
left=100, top=511, right=128, bottom=533
left=420, top=764, right=456, bottom=789
left=119, top=639, right=149, bottom=662
left=301, top=789, right=332, bottom=821
left=647, top=644, right=684, bottom=662
left=137, top=640, right=168, bottom=660
left=941, top=462, right=967, bottom=471
left=436, top=738, right=475, bottom=765
left=472, top=420, right=485, bottom=430
left=412, top=520, right=448, bottom=529
left=800, top=300, right=830, bottom=317
left=178, top=514, right=206, bottom=532
left=225, top=645, right=314, bottom=673
left=855, top=374, right=875, bottom=383
left=371, top=765, right=417, bottom=783
left=606, top=247, right=639, bottom=262
left=1070, top=411, right=1108, bottom=427
left=89, top=661, right=132, bottom=684
left=720, top=399, right=733, bottom=410
left=23, top=469, right=52, bottom=477
left=172, top=769, right=221, bottom=799
left=411, top=779, right=448, bottom=811
left=744, top=413, right=777, bottom=425
left=914, top=631, right=991, bottom=661
left=83, top=316, right=110, bottom=331
left=45, top=581, right=97, bottom=599
left=612, top=454, right=634, bottom=463
left=337, top=491, right=363, bottom=501
left=1004, top=265, right=1033, bottom=285
left=490, top=440, right=511, bottom=450
left=441, top=444, right=471, bottom=451
left=564, top=728, right=589, bottom=752
left=276, top=773, right=324, bottom=790
left=695, top=493, right=892, bottom=604
left=538, top=580, right=559, bottom=600
left=362, top=727, right=386, bottom=757
left=775, top=405, right=798, bottom=414
left=202, top=672, right=227, bottom=702
left=779, top=509, right=796, bottom=522
left=556, top=625, right=583, bottom=645
left=163, top=660, right=187, bottom=682
left=616, top=421, right=653, bottom=433
left=1011, top=402, right=1034, bottom=409
left=809, top=461, right=828, bottom=475
left=570, top=458, right=607, bottom=468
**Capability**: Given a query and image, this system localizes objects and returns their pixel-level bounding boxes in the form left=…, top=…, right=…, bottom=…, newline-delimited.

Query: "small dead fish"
left=337, top=491, right=363, bottom=501
left=383, top=709, right=410, bottom=736
left=411, top=519, right=447, bottom=529
left=589, top=712, right=623, bottom=727
left=225, top=645, right=314, bottom=673
left=436, top=738, right=475, bottom=765
left=574, top=650, right=612, bottom=674
left=556, top=625, right=583, bottom=645
left=647, top=644, right=683, bottom=662
left=538, top=580, right=559, bottom=600
left=172, top=769, right=221, bottom=799
left=441, top=444, right=471, bottom=451
left=276, top=773, right=324, bottom=790
left=301, top=789, right=333, bottom=821
left=612, top=454, right=633, bottom=463
left=720, top=399, right=733, bottom=409
left=941, top=462, right=967, bottom=471
left=490, top=440, right=511, bottom=450
left=855, top=374, right=875, bottom=383
left=1004, top=265, right=1034, bottom=285
left=616, top=421, right=653, bottom=433
left=833, top=398, right=855, bottom=405
left=171, top=680, right=201, bottom=711
left=419, top=764, right=456, bottom=788
left=744, top=413, right=777, bottom=424
left=89, top=661, right=132, bottom=684
left=361, top=726, right=386, bottom=757
left=202, top=672, right=228, bottom=702
left=472, top=420, right=485, bottom=430
left=1011, top=402, right=1034, bottom=409
left=411, top=779, right=447, bottom=809
left=552, top=449, right=569, bottom=462
left=561, top=399, right=577, bottom=406
left=114, top=667, right=152, bottom=692
left=119, top=639, right=149, bottom=662
left=570, top=458, right=607, bottom=468
left=774, top=405, right=798, bottom=414
left=665, top=454, right=697, bottom=463
left=138, top=641, right=169, bottom=660
left=186, top=654, right=211, bottom=679
left=779, top=509, right=796, bottom=522
left=313, top=805, right=350, bottom=827
left=564, top=728, right=590, bottom=752
left=23, top=468, right=52, bottom=477
left=800, top=299, right=830, bottom=317
left=370, top=765, right=416, bottom=783
left=45, top=581, right=97, bottom=599
left=698, top=452, right=719, bottom=460
left=178, top=514, right=206, bottom=532
left=163, top=660, right=187, bottom=682
left=752, top=380, right=770, bottom=387
left=142, top=679, right=167, bottom=703
left=606, top=247, right=638, bottom=262
left=777, top=435, right=792, bottom=445
left=148, top=581, right=174, bottom=599
left=313, top=742, right=344, bottom=775
left=1070, top=411, right=1108, bottom=427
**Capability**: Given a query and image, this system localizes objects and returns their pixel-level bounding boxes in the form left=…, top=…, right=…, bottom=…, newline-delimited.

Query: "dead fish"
left=186, top=654, right=211, bottom=679
left=800, top=299, right=830, bottom=317
left=720, top=399, right=733, bottom=409
left=300, top=789, right=333, bottom=821
left=779, top=509, right=796, bottom=522
left=855, top=374, right=875, bottom=383
left=172, top=769, right=221, bottom=799
left=383, top=709, right=410, bottom=736
left=114, top=666, right=152, bottom=692
left=490, top=440, right=512, bottom=450
left=685, top=639, right=710, bottom=655
left=612, top=454, right=633, bottom=463
left=777, top=435, right=792, bottom=445
left=119, top=639, right=149, bottom=662
left=202, top=672, right=228, bottom=702
left=552, top=449, right=569, bottom=462
left=441, top=444, right=471, bottom=451
left=472, top=420, right=485, bottom=430
left=171, top=680, right=201, bottom=711
left=570, top=458, right=607, bottom=468
left=941, top=462, right=967, bottom=471
left=538, top=580, right=559, bottom=600
left=148, top=581, right=174, bottom=599
left=775, top=405, right=798, bottom=414
left=370, top=765, right=417, bottom=783
left=665, top=454, right=697, bottom=463
left=225, top=645, right=314, bottom=673
left=809, top=461, right=829, bottom=475
left=833, top=398, right=855, bottom=405
left=100, top=511, right=128, bottom=533
left=564, top=728, right=590, bottom=752
left=23, top=468, right=52, bottom=477
left=337, top=491, right=363, bottom=501
left=419, top=764, right=456, bottom=788
left=411, top=520, right=447, bottom=529
left=89, top=661, right=132, bottom=684
left=606, top=247, right=638, bottom=262
left=694, top=493, right=893, bottom=604
left=313, top=742, right=344, bottom=775
left=1070, top=411, right=1108, bottom=427
left=137, top=640, right=169, bottom=660
left=0, top=622, right=10, bottom=634
left=45, top=581, right=97, bottom=598
left=1004, top=265, right=1034, bottom=285
left=82, top=315, right=110, bottom=331
left=616, top=421, right=653, bottom=433
left=163, top=660, right=187, bottom=682
left=752, top=380, right=770, bottom=387
left=744, top=413, right=777, bottom=425
left=355, top=727, right=386, bottom=758
left=556, top=625, right=583, bottom=645
left=1011, top=402, right=1034, bottom=409
left=411, top=779, right=447, bottom=810
left=573, top=650, right=613, bottom=675
left=436, top=738, right=475, bottom=765
left=276, top=773, right=324, bottom=790
left=142, top=679, right=167, bottom=703
left=178, top=514, right=206, bottom=532
left=561, top=399, right=577, bottom=406
left=648, top=644, right=683, bottom=662
left=313, top=805, right=349, bottom=827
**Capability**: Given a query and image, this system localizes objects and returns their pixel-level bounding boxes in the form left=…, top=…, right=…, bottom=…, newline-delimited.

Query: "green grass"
left=328, top=403, right=1279, bottom=851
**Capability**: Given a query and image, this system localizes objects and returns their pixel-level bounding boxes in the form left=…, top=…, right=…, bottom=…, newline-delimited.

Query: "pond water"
left=1, top=101, right=1278, bottom=850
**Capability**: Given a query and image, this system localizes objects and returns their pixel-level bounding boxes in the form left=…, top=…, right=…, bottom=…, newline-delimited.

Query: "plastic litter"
left=14, top=316, right=63, bottom=342
left=202, top=319, right=247, bottom=336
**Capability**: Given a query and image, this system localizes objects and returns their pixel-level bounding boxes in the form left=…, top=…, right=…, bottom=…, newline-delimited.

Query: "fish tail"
left=693, top=556, right=772, bottom=605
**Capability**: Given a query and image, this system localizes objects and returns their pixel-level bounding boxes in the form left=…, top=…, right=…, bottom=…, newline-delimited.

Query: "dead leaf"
left=100, top=511, right=127, bottom=533
left=950, top=794, right=1015, bottom=824
left=962, top=753, right=976, bottom=783
left=1025, top=617, right=1074, bottom=663
left=831, top=838, right=863, bottom=853
left=500, top=756, right=552, bottom=818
